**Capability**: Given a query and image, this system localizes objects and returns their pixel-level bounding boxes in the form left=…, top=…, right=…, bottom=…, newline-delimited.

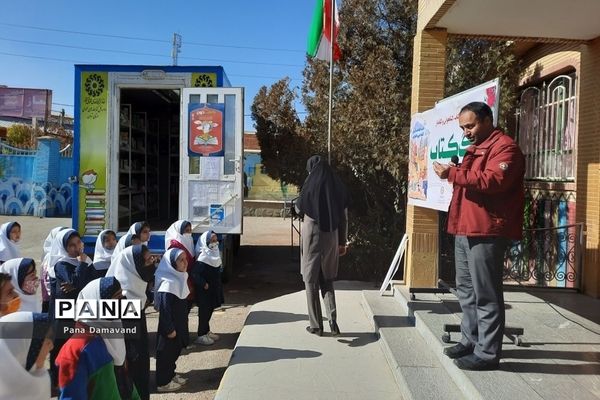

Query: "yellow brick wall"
left=405, top=27, right=448, bottom=288
left=576, top=37, right=600, bottom=297
left=521, top=40, right=600, bottom=297
left=520, top=43, right=581, bottom=85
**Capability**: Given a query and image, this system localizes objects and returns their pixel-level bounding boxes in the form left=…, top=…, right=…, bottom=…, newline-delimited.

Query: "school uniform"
left=154, top=249, right=190, bottom=387
left=76, top=230, right=116, bottom=288
left=57, top=277, right=139, bottom=400
left=89, top=230, right=115, bottom=281
left=47, top=229, right=90, bottom=388
left=165, top=220, right=196, bottom=304
left=0, top=312, right=52, bottom=400
left=0, top=221, right=21, bottom=263
left=193, top=231, right=222, bottom=337
left=41, top=227, right=67, bottom=313
left=0, top=258, right=42, bottom=313
left=106, top=245, right=152, bottom=400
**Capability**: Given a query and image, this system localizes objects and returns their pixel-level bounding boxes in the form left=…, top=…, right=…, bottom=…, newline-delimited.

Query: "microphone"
left=450, top=155, right=460, bottom=166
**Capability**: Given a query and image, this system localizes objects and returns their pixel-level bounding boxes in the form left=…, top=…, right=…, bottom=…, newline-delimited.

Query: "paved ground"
left=216, top=282, right=402, bottom=400
left=1, top=215, right=304, bottom=399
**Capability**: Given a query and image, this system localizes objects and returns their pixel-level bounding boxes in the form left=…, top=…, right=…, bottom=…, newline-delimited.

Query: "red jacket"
left=447, top=129, right=525, bottom=240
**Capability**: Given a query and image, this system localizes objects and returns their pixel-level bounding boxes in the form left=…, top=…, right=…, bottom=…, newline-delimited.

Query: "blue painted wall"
left=0, top=138, right=73, bottom=217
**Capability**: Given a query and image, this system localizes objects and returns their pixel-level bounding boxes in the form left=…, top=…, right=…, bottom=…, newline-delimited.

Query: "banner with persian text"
left=407, top=79, right=500, bottom=211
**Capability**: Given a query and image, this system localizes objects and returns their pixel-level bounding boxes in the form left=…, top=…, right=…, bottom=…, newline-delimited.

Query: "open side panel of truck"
left=179, top=87, right=244, bottom=236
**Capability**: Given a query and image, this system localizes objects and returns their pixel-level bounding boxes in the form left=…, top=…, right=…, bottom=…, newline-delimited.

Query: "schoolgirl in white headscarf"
left=0, top=258, right=42, bottom=313
left=0, top=221, right=21, bottom=263
left=165, top=220, right=194, bottom=257
left=195, top=230, right=222, bottom=268
left=155, top=249, right=190, bottom=300
left=154, top=249, right=190, bottom=391
left=110, top=233, right=139, bottom=263
left=40, top=227, right=68, bottom=305
left=128, top=222, right=151, bottom=246
left=106, top=245, right=153, bottom=305
left=106, top=245, right=154, bottom=399
left=77, top=277, right=126, bottom=366
left=0, top=311, right=53, bottom=400
left=92, top=230, right=117, bottom=274
left=47, top=229, right=87, bottom=281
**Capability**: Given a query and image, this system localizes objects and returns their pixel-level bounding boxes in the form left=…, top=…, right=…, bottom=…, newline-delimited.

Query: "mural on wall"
left=0, top=140, right=73, bottom=217
left=0, top=177, right=71, bottom=217
left=243, top=153, right=298, bottom=201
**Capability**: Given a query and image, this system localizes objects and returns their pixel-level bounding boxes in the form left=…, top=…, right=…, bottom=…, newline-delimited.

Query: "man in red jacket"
left=433, top=102, right=525, bottom=371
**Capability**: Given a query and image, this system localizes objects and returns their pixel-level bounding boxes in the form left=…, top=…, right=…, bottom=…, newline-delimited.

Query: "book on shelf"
left=84, top=220, right=105, bottom=225
left=84, top=207, right=106, bottom=212
left=85, top=215, right=105, bottom=220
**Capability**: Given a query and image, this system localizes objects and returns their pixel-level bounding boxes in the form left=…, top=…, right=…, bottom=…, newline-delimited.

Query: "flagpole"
left=327, top=0, right=335, bottom=164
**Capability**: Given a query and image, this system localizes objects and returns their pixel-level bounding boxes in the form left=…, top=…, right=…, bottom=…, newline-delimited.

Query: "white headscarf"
left=47, top=229, right=80, bottom=279
left=111, top=233, right=134, bottom=263
left=155, top=249, right=189, bottom=300
left=41, top=227, right=66, bottom=265
left=195, top=231, right=221, bottom=268
left=93, top=230, right=115, bottom=271
left=77, top=277, right=126, bottom=366
left=0, top=259, right=42, bottom=313
left=165, top=220, right=194, bottom=256
left=0, top=222, right=21, bottom=262
left=0, top=312, right=52, bottom=400
left=106, top=246, right=148, bottom=304
left=128, top=222, right=150, bottom=246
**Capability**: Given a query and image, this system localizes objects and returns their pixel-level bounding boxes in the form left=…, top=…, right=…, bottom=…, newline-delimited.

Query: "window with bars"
left=515, top=73, right=577, bottom=181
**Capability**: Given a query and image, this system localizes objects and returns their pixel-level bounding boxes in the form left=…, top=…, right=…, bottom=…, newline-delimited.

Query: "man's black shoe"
left=306, top=326, right=323, bottom=336
left=443, top=343, right=474, bottom=359
left=453, top=354, right=499, bottom=371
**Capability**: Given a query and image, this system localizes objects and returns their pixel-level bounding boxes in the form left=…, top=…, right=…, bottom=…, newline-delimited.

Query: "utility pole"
left=172, top=33, right=182, bottom=66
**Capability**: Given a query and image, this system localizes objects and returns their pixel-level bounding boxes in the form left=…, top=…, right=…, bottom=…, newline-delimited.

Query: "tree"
left=446, top=37, right=520, bottom=131
left=252, top=0, right=521, bottom=280
left=6, top=124, right=37, bottom=149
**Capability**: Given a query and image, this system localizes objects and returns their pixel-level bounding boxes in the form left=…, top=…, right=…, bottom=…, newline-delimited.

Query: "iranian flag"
left=307, top=0, right=341, bottom=62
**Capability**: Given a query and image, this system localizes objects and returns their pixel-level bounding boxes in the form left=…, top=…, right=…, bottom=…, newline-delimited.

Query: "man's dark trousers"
left=454, top=235, right=508, bottom=361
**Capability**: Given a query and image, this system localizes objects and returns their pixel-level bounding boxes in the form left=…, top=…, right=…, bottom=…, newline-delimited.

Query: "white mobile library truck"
left=73, top=65, right=244, bottom=277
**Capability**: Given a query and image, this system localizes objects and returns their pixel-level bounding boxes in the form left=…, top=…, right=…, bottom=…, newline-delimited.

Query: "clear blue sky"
left=0, top=0, right=314, bottom=129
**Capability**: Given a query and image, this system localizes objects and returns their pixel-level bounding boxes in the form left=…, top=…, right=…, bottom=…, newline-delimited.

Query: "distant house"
left=243, top=131, right=298, bottom=202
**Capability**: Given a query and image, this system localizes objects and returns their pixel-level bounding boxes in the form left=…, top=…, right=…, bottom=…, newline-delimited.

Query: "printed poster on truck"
left=188, top=103, right=225, bottom=157
left=78, top=71, right=109, bottom=235
left=407, top=79, right=499, bottom=212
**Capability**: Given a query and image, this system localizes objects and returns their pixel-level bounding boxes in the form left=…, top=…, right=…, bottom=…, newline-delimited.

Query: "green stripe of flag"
left=307, top=0, right=324, bottom=57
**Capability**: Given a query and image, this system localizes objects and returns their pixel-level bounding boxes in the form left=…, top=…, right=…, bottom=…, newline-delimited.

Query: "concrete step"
left=362, top=290, right=464, bottom=400
left=392, top=285, right=546, bottom=400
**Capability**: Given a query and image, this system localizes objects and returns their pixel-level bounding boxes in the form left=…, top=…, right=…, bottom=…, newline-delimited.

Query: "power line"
left=0, top=22, right=305, bottom=54
left=0, top=37, right=166, bottom=59
left=0, top=51, right=302, bottom=81
left=0, top=37, right=304, bottom=67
